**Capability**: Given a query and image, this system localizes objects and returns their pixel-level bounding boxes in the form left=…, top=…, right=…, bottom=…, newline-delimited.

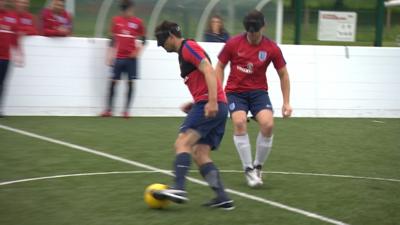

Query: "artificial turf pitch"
left=0, top=117, right=399, bottom=225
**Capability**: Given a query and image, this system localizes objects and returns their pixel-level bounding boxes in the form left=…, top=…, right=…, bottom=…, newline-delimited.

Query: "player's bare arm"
left=12, top=45, right=24, bottom=67
left=131, top=36, right=146, bottom=58
left=215, top=61, right=226, bottom=83
left=106, top=46, right=116, bottom=66
left=129, top=44, right=142, bottom=58
left=106, top=37, right=116, bottom=66
left=180, top=101, right=194, bottom=114
left=199, top=59, right=218, bottom=118
left=11, top=34, right=24, bottom=67
left=277, top=66, right=292, bottom=118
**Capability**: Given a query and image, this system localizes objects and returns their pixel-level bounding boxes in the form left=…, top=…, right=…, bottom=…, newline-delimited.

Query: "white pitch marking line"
left=371, top=120, right=385, bottom=124
left=2, top=170, right=399, bottom=187
left=0, top=171, right=159, bottom=186
left=219, top=170, right=400, bottom=183
left=0, top=124, right=349, bottom=225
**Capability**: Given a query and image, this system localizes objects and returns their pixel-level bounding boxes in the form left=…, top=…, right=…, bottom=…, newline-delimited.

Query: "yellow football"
left=144, top=183, right=170, bottom=209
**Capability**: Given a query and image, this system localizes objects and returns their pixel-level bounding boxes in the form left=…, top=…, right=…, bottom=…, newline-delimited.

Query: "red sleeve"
left=12, top=19, right=20, bottom=48
left=182, top=41, right=206, bottom=67
left=22, top=14, right=38, bottom=35
left=139, top=20, right=145, bottom=36
left=41, top=9, right=59, bottom=36
left=272, top=45, right=286, bottom=70
left=218, top=39, right=234, bottom=65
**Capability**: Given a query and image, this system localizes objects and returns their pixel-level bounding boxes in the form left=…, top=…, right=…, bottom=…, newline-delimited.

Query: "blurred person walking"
left=41, top=0, right=72, bottom=37
left=15, top=0, right=37, bottom=35
left=0, top=0, right=24, bottom=117
left=101, top=0, right=146, bottom=118
left=203, top=15, right=229, bottom=43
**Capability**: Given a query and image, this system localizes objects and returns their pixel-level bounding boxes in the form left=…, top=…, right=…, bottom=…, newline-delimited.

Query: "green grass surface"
left=0, top=117, right=399, bottom=225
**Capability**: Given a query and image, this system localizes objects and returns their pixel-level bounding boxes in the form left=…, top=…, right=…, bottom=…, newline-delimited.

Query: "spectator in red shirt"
left=0, top=0, right=24, bottom=117
left=101, top=0, right=146, bottom=118
left=15, top=0, right=38, bottom=35
left=41, top=0, right=72, bottom=37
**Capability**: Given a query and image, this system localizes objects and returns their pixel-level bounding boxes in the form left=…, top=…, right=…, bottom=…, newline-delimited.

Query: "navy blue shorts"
left=227, top=90, right=273, bottom=117
left=0, top=60, right=10, bottom=85
left=179, top=102, right=228, bottom=150
left=112, top=58, right=138, bottom=80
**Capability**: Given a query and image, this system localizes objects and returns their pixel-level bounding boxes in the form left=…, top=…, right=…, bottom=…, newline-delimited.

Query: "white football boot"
left=254, top=165, right=264, bottom=185
left=245, top=167, right=262, bottom=187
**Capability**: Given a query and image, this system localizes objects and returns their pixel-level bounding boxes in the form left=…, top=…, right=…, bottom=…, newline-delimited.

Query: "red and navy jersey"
left=179, top=40, right=227, bottom=103
left=0, top=9, right=19, bottom=60
left=218, top=33, right=286, bottom=93
left=16, top=11, right=37, bottom=35
left=111, top=16, right=145, bottom=59
left=41, top=8, right=72, bottom=37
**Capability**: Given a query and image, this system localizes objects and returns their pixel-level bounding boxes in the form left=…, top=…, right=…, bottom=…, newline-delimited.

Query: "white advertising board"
left=318, top=11, right=357, bottom=42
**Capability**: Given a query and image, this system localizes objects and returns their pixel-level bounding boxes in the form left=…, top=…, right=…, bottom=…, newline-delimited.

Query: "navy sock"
left=174, top=152, right=191, bottom=190
left=125, top=81, right=133, bottom=110
left=107, top=81, right=116, bottom=111
left=200, top=162, right=229, bottom=200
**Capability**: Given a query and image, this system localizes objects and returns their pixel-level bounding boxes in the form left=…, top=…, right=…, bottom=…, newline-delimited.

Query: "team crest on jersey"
left=258, top=51, right=267, bottom=62
left=128, top=22, right=138, bottom=29
left=229, top=103, right=236, bottom=111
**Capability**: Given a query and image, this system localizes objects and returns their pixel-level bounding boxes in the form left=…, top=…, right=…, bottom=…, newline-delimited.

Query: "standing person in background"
left=41, top=0, right=72, bottom=37
left=0, top=0, right=24, bottom=117
left=215, top=10, right=292, bottom=187
left=15, top=0, right=37, bottom=36
left=203, top=15, right=229, bottom=43
left=101, top=0, right=146, bottom=119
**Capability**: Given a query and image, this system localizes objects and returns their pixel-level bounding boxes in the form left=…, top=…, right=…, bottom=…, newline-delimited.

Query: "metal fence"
left=30, top=0, right=400, bottom=46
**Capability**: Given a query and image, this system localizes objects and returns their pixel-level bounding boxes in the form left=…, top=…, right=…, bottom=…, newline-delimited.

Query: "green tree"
left=334, top=0, right=344, bottom=9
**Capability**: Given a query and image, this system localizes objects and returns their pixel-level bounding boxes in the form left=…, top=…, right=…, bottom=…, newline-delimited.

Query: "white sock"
left=233, top=134, right=253, bottom=170
left=254, top=132, right=273, bottom=167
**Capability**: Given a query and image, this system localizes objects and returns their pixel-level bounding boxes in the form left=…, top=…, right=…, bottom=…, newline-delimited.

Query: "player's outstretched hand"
left=180, top=102, right=194, bottom=114
left=205, top=101, right=218, bottom=118
left=106, top=57, right=114, bottom=67
left=282, top=103, right=293, bottom=118
left=13, top=54, right=24, bottom=67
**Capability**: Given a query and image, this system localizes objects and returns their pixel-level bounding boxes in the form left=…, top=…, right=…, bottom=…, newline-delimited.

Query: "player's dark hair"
left=243, top=10, right=265, bottom=32
left=120, top=0, right=135, bottom=11
left=155, top=20, right=182, bottom=46
left=155, top=20, right=182, bottom=38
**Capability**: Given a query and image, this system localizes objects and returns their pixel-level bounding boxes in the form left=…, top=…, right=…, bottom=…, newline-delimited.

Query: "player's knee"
left=192, top=149, right=203, bottom=165
left=192, top=148, right=211, bottom=166
left=260, top=121, right=274, bottom=136
left=174, top=139, right=191, bottom=153
left=233, top=117, right=247, bottom=133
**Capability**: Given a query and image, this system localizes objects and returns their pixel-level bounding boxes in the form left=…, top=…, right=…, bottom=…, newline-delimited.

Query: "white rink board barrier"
left=3, top=37, right=400, bottom=117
